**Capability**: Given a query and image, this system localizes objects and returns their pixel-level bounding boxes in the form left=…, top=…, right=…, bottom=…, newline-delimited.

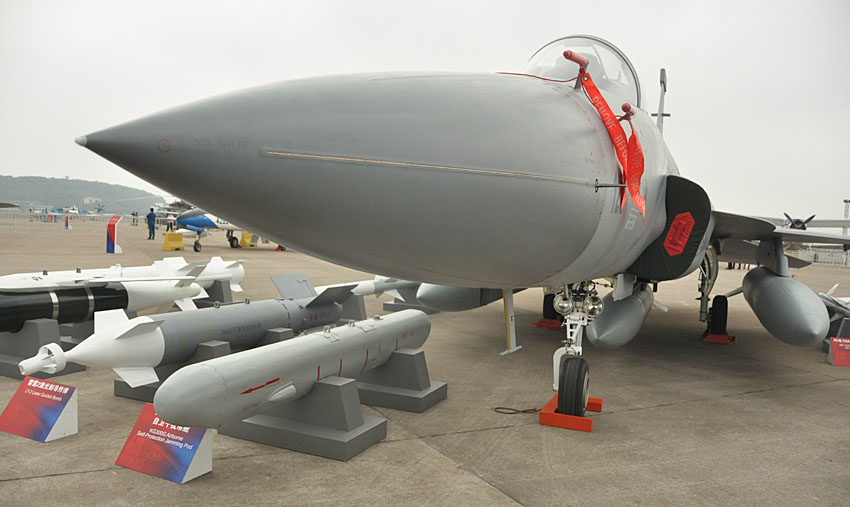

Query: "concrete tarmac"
left=1, top=218, right=849, bottom=506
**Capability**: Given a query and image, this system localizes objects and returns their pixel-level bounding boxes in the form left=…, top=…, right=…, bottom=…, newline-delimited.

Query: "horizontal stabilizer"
left=113, top=367, right=159, bottom=387
left=114, top=319, right=163, bottom=340
left=94, top=309, right=130, bottom=333
left=307, top=284, right=357, bottom=308
left=271, top=273, right=317, bottom=299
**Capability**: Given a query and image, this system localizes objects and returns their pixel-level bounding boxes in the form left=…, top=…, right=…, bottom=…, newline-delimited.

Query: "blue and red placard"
left=0, top=376, right=78, bottom=442
left=115, top=403, right=211, bottom=483
left=830, top=337, right=850, bottom=367
left=107, top=215, right=122, bottom=254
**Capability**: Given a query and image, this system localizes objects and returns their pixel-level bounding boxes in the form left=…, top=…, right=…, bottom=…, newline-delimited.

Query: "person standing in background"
left=146, top=208, right=157, bottom=240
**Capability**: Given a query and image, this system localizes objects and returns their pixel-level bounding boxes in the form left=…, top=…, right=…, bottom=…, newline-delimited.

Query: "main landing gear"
left=550, top=282, right=604, bottom=416
left=226, top=230, right=239, bottom=249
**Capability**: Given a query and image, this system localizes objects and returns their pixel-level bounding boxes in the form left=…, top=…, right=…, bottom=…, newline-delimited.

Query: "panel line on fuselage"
left=263, top=150, right=592, bottom=186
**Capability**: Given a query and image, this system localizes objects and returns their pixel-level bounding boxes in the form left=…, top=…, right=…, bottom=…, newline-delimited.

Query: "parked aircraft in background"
left=175, top=208, right=243, bottom=251
left=77, top=35, right=850, bottom=416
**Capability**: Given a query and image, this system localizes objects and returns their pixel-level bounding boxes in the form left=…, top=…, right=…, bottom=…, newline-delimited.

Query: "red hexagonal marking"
left=663, top=212, right=695, bottom=256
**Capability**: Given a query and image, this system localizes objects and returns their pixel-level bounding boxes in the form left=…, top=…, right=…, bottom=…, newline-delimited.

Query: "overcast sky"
left=1, top=0, right=848, bottom=220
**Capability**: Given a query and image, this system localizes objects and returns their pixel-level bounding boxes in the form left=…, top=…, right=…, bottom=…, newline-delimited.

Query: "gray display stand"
left=340, top=294, right=367, bottom=321
left=826, top=318, right=850, bottom=364
left=114, top=327, right=295, bottom=402
left=356, top=349, right=447, bottom=413
left=382, top=298, right=438, bottom=314
left=193, top=279, right=234, bottom=308
left=219, top=376, right=387, bottom=461
left=0, top=319, right=86, bottom=379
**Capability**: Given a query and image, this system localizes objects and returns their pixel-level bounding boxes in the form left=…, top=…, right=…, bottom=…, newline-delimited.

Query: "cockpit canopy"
left=522, top=35, right=641, bottom=108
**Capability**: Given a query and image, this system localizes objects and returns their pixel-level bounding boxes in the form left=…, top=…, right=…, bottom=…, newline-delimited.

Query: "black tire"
left=709, top=295, right=728, bottom=335
left=557, top=356, right=589, bottom=416
left=229, top=236, right=239, bottom=248
left=193, top=241, right=201, bottom=252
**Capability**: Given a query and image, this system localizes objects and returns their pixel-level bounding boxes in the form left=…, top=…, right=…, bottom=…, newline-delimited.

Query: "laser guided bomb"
left=153, top=309, right=431, bottom=429
left=742, top=267, right=829, bottom=346
left=18, top=273, right=355, bottom=386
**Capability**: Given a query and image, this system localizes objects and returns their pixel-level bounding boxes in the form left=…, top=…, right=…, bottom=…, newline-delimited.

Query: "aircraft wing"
left=712, top=211, right=850, bottom=246
left=717, top=238, right=810, bottom=268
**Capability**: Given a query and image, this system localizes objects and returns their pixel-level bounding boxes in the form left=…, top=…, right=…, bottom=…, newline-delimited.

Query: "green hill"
left=0, top=175, right=162, bottom=215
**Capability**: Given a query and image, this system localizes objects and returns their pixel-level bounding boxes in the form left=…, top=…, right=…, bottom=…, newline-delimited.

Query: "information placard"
left=115, top=403, right=211, bottom=483
left=0, top=376, right=77, bottom=442
left=830, top=337, right=850, bottom=367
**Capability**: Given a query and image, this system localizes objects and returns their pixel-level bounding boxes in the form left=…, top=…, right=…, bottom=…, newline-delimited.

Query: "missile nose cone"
left=154, top=364, right=227, bottom=428
left=74, top=135, right=87, bottom=147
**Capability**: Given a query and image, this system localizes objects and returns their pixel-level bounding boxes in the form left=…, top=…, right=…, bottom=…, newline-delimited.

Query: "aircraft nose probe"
left=75, top=136, right=87, bottom=146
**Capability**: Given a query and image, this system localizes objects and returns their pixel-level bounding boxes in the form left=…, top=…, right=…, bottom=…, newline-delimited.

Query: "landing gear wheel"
left=708, top=295, right=728, bottom=335
left=557, top=356, right=589, bottom=417
left=193, top=241, right=202, bottom=252
left=229, top=236, right=239, bottom=248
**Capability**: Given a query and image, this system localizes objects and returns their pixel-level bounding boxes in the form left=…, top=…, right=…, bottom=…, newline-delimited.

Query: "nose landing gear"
left=550, top=282, right=603, bottom=416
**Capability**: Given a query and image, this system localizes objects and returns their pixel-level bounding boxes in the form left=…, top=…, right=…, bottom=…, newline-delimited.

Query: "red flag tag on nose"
left=581, top=74, right=627, bottom=201
left=626, top=119, right=646, bottom=217
left=579, top=72, right=645, bottom=218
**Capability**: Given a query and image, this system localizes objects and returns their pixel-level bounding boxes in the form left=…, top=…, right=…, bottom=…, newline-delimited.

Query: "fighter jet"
left=76, top=35, right=850, bottom=416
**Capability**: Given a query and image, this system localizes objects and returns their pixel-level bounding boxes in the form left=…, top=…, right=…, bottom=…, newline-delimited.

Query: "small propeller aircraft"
left=76, top=35, right=850, bottom=417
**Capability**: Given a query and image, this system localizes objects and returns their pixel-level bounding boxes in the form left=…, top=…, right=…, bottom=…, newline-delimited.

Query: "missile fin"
left=230, top=283, right=243, bottom=292
left=307, top=284, right=357, bottom=308
left=113, top=366, right=160, bottom=387
left=385, top=289, right=403, bottom=300
left=175, top=261, right=208, bottom=286
left=225, top=259, right=244, bottom=269
left=192, top=286, right=210, bottom=300
left=827, top=283, right=839, bottom=296
left=114, top=319, right=163, bottom=340
left=94, top=309, right=129, bottom=333
left=271, top=273, right=318, bottom=299
left=175, top=298, right=198, bottom=311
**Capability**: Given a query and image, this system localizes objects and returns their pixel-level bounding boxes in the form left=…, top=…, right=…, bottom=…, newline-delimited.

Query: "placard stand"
left=115, top=403, right=211, bottom=483
left=0, top=319, right=86, bottom=379
left=0, top=376, right=78, bottom=442
left=356, top=349, right=447, bottom=413
left=219, top=376, right=386, bottom=461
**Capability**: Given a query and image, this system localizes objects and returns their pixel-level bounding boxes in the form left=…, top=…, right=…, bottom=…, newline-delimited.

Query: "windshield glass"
left=522, top=35, right=641, bottom=107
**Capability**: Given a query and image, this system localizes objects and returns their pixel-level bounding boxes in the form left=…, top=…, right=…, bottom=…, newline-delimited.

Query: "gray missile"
left=586, top=287, right=654, bottom=349
left=743, top=267, right=829, bottom=346
left=18, top=274, right=354, bottom=386
left=153, top=309, right=431, bottom=429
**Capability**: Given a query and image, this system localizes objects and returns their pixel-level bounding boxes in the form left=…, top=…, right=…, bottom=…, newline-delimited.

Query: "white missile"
left=0, top=256, right=244, bottom=292
left=153, top=309, right=431, bottom=429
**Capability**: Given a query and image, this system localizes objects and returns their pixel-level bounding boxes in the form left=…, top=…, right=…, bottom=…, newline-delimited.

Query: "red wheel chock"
left=539, top=394, right=603, bottom=432
left=703, top=331, right=737, bottom=345
left=532, top=318, right=562, bottom=330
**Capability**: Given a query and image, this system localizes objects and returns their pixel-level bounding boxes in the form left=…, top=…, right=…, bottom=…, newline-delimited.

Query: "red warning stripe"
left=360, top=349, right=369, bottom=373
left=338, top=358, right=343, bottom=376
left=240, top=377, right=280, bottom=395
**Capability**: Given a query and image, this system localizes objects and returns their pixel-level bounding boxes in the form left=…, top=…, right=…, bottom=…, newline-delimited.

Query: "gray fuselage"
left=83, top=72, right=676, bottom=288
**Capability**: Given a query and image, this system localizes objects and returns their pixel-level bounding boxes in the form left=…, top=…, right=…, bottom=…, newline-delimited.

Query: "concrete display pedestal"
left=114, top=327, right=295, bottom=402
left=0, top=319, right=86, bottom=379
left=220, top=376, right=386, bottom=461
left=356, top=349, right=447, bottom=413
left=193, top=279, right=234, bottom=308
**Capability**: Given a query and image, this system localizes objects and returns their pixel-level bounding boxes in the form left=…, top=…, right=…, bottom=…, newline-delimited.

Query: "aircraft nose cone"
left=154, top=364, right=227, bottom=428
